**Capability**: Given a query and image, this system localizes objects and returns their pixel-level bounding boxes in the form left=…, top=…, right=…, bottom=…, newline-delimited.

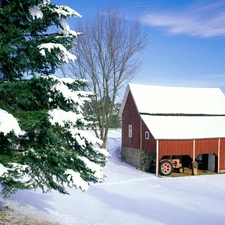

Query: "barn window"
left=128, top=124, right=132, bottom=138
left=145, top=131, right=149, bottom=139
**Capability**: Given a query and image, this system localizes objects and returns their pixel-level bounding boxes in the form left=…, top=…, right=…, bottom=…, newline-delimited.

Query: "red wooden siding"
left=220, top=139, right=225, bottom=170
left=122, top=91, right=140, bottom=149
left=158, top=140, right=193, bottom=160
left=141, top=120, right=156, bottom=152
left=195, top=139, right=218, bottom=157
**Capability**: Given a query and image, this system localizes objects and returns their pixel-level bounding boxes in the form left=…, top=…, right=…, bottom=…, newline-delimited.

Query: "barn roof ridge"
left=140, top=112, right=225, bottom=117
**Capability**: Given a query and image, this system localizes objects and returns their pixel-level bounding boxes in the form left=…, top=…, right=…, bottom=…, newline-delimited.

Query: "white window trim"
left=128, top=124, right=132, bottom=138
left=145, top=131, right=149, bottom=139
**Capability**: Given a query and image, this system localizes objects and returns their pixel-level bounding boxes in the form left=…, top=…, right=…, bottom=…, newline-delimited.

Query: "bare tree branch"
left=63, top=6, right=148, bottom=147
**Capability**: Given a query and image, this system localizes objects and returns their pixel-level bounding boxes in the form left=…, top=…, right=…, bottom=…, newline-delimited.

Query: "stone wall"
left=140, top=150, right=156, bottom=172
left=121, top=147, right=156, bottom=172
left=121, top=147, right=140, bottom=169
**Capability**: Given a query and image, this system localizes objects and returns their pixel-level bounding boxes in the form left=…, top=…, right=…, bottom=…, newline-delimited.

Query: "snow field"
left=1, top=129, right=225, bottom=225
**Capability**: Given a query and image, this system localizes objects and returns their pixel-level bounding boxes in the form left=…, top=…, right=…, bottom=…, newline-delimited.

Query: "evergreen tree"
left=0, top=0, right=80, bottom=80
left=0, top=76, right=109, bottom=197
left=0, top=1, right=109, bottom=197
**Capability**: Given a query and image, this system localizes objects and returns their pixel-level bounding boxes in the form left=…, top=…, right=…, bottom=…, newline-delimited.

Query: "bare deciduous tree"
left=63, top=7, right=148, bottom=147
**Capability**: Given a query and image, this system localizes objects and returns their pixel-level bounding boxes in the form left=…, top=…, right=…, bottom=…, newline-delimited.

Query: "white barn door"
left=208, top=154, right=215, bottom=171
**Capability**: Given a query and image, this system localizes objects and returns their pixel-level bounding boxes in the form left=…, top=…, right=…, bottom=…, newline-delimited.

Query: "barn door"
left=208, top=154, right=215, bottom=171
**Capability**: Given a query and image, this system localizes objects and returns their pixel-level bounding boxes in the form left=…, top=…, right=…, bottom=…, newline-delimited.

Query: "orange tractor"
left=159, top=159, right=184, bottom=176
left=151, top=158, right=184, bottom=176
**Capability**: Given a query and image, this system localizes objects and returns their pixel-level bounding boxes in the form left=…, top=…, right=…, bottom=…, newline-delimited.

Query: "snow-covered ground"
left=1, top=129, right=225, bottom=225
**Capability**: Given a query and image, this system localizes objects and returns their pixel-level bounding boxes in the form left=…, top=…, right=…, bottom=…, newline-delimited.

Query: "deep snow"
left=1, top=129, right=225, bottom=225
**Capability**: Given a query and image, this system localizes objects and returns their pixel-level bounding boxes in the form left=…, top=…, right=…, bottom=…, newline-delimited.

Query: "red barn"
left=119, top=84, right=225, bottom=176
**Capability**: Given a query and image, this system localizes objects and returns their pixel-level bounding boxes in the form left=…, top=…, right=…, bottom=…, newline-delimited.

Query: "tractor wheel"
left=179, top=167, right=184, bottom=173
left=159, top=161, right=173, bottom=176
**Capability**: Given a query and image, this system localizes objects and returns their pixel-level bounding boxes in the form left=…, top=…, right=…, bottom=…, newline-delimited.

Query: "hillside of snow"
left=1, top=129, right=225, bottom=225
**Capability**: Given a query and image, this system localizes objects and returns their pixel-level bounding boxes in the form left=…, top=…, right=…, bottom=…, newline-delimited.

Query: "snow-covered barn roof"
left=120, top=84, right=225, bottom=140
left=120, top=84, right=225, bottom=115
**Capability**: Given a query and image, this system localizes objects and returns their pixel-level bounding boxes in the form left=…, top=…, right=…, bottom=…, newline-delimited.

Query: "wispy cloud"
left=140, top=1, right=225, bottom=38
left=207, top=73, right=225, bottom=80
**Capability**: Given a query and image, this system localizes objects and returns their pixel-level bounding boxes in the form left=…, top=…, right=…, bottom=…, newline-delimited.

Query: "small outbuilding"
left=119, top=84, right=225, bottom=176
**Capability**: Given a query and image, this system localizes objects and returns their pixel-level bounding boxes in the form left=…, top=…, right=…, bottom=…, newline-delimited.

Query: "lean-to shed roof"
left=141, top=115, right=225, bottom=140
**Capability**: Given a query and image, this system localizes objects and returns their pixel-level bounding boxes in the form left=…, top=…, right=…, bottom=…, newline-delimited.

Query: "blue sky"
left=53, top=0, right=225, bottom=92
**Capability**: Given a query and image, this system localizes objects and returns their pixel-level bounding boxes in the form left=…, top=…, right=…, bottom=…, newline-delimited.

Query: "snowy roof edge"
left=118, top=84, right=130, bottom=117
